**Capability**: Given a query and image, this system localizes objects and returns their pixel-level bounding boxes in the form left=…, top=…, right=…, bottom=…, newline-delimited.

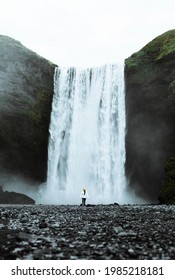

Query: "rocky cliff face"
left=125, top=30, right=175, bottom=203
left=0, top=35, right=56, bottom=181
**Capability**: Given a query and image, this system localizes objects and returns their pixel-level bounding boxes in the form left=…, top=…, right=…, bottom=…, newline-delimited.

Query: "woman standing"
left=81, top=188, right=88, bottom=206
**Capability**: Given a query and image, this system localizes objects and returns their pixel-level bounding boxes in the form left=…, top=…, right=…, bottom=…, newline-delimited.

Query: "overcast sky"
left=0, top=0, right=175, bottom=67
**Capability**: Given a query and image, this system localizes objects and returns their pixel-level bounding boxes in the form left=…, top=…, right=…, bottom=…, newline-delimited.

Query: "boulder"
left=0, top=186, right=35, bottom=204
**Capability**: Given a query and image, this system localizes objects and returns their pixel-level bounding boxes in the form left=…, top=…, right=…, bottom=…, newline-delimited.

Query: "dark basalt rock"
left=0, top=186, right=35, bottom=204
left=125, top=30, right=175, bottom=202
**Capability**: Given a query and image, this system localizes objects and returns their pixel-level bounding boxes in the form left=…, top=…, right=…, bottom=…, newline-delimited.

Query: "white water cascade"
left=45, top=64, right=127, bottom=204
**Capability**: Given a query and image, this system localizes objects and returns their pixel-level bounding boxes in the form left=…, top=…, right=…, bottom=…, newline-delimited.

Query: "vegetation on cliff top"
left=125, top=29, right=175, bottom=69
left=142, top=29, right=175, bottom=60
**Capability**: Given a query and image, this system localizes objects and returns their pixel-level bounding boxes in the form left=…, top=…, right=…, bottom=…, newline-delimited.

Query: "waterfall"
left=45, top=64, right=127, bottom=204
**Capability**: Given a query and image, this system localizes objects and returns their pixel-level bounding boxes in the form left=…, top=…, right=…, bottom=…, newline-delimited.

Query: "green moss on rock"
left=126, top=30, right=175, bottom=70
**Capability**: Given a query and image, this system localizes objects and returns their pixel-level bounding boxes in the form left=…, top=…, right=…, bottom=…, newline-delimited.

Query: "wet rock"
left=117, top=231, right=128, bottom=237
left=20, top=217, right=28, bottom=223
left=50, top=222, right=60, bottom=229
left=16, top=232, right=33, bottom=242
left=113, top=226, right=123, bottom=234
left=39, top=222, right=48, bottom=229
left=127, top=230, right=137, bottom=237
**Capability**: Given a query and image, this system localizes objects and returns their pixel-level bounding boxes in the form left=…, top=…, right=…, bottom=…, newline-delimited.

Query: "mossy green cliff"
left=125, top=30, right=175, bottom=203
left=0, top=35, right=56, bottom=181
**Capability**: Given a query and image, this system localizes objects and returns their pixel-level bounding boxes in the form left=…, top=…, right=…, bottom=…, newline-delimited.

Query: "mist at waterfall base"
left=39, top=64, right=146, bottom=205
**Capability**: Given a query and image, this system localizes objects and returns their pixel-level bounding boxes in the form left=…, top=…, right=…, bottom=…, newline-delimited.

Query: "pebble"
left=113, top=226, right=124, bottom=234
left=0, top=204, right=174, bottom=260
left=39, top=222, right=48, bottom=229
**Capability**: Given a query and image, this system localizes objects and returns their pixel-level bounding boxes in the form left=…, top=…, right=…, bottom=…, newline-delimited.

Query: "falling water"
left=46, top=64, right=127, bottom=204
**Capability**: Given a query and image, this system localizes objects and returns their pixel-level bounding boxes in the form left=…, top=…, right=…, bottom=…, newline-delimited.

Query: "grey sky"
left=0, top=0, right=175, bottom=67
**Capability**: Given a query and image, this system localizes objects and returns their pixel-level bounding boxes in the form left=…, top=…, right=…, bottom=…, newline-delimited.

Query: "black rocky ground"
left=0, top=204, right=174, bottom=260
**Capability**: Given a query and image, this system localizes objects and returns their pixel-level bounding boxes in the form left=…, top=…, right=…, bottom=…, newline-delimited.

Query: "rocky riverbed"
left=0, top=204, right=174, bottom=260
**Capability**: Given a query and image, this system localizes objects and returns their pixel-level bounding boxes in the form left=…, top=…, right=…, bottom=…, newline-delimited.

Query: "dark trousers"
left=82, top=198, right=86, bottom=206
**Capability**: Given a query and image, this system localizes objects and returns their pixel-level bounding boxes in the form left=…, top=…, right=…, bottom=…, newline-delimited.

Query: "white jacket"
left=80, top=191, right=89, bottom=199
